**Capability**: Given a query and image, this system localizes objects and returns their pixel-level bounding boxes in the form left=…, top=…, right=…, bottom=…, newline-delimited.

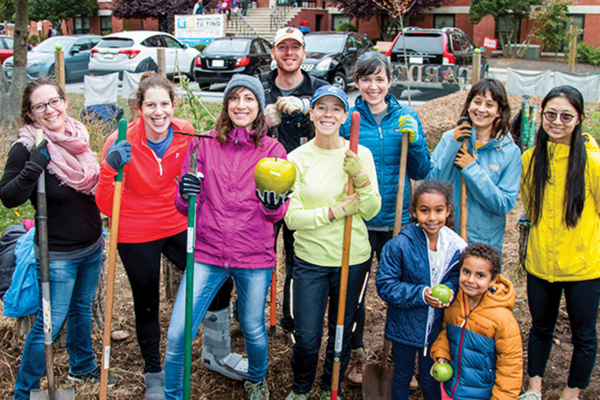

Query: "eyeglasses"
left=543, top=111, right=576, bottom=124
left=30, top=97, right=63, bottom=114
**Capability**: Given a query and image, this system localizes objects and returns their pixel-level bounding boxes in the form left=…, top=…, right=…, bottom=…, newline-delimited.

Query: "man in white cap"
left=263, top=26, right=328, bottom=345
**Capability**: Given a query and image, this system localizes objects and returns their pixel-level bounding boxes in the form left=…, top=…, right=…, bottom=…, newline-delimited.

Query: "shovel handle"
left=100, top=119, right=128, bottom=400
left=460, top=140, right=468, bottom=241
left=331, top=111, right=360, bottom=400
left=393, top=133, right=409, bottom=237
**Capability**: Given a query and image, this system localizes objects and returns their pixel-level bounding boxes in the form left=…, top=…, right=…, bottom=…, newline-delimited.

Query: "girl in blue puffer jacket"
left=376, top=181, right=467, bottom=400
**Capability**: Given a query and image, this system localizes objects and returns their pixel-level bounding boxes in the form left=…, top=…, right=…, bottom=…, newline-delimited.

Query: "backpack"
left=3, top=227, right=38, bottom=318
left=0, top=221, right=32, bottom=299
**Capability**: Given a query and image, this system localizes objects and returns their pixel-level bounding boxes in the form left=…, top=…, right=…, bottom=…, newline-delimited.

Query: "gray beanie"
left=223, top=74, right=266, bottom=112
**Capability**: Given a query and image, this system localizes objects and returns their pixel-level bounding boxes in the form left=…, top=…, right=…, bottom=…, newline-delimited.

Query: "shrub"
left=28, top=33, right=48, bottom=46
left=194, top=44, right=207, bottom=53
left=574, top=43, right=600, bottom=66
left=335, top=22, right=357, bottom=32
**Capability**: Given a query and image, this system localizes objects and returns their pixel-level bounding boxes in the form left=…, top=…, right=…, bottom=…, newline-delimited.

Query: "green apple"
left=254, top=157, right=296, bottom=197
left=432, top=362, right=453, bottom=382
left=55, top=45, right=62, bottom=51
left=431, top=284, right=452, bottom=304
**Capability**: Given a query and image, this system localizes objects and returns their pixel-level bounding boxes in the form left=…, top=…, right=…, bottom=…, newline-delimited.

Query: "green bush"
left=28, top=33, right=48, bottom=46
left=335, top=22, right=357, bottom=32
left=194, top=44, right=207, bottom=53
left=575, top=43, right=600, bottom=66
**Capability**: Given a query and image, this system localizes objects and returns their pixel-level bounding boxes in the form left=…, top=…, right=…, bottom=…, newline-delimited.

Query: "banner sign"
left=175, top=14, right=226, bottom=46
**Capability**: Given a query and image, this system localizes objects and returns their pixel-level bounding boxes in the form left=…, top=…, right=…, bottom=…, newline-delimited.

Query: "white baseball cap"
left=273, top=27, right=305, bottom=47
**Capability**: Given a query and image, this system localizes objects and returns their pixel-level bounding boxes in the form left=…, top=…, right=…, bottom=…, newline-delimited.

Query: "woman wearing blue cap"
left=284, top=85, right=382, bottom=400
left=163, top=74, right=291, bottom=400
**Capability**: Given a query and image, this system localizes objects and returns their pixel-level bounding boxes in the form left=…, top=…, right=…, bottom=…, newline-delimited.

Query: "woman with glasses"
left=0, top=77, right=110, bottom=399
left=518, top=86, right=600, bottom=400
left=428, top=78, right=522, bottom=256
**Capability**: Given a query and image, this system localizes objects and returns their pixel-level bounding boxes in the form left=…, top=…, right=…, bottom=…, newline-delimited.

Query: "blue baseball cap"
left=310, top=85, right=349, bottom=112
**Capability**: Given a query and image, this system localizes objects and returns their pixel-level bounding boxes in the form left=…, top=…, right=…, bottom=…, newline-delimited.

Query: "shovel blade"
left=362, top=362, right=393, bottom=400
left=30, top=388, right=76, bottom=400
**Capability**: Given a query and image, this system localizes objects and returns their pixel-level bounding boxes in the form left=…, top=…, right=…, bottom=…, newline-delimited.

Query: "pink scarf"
left=17, top=117, right=100, bottom=195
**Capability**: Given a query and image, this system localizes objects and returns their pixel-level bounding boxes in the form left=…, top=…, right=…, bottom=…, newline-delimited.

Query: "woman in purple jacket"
left=163, top=75, right=290, bottom=400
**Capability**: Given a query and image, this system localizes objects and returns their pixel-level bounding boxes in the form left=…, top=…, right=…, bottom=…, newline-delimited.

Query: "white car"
left=89, top=31, right=200, bottom=80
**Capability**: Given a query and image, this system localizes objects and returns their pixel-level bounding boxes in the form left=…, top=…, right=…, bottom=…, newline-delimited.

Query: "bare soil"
left=1, top=89, right=599, bottom=400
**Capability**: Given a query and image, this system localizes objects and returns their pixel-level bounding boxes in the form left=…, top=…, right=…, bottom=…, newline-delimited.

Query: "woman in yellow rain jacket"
left=519, top=85, right=600, bottom=400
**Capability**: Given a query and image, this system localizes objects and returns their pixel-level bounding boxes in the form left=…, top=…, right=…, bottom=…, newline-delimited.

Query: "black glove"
left=29, top=139, right=50, bottom=169
left=179, top=172, right=203, bottom=200
left=256, top=189, right=293, bottom=210
left=105, top=140, right=132, bottom=170
left=452, top=117, right=472, bottom=142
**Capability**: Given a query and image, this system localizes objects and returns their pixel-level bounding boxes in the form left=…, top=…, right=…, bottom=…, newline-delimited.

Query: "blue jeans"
left=290, top=256, right=370, bottom=395
left=391, top=341, right=440, bottom=400
left=13, top=246, right=103, bottom=400
left=164, top=262, right=273, bottom=399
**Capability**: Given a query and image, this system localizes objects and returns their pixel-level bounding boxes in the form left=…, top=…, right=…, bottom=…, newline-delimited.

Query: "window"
left=495, top=17, right=521, bottom=50
left=433, top=15, right=454, bottom=29
left=162, top=35, right=183, bottom=49
left=3, top=37, right=13, bottom=49
left=449, top=34, right=462, bottom=53
left=261, top=39, right=271, bottom=52
left=74, top=17, right=90, bottom=35
left=332, top=15, right=350, bottom=31
left=251, top=40, right=262, bottom=54
left=73, top=38, right=92, bottom=52
left=144, top=36, right=164, bottom=48
left=100, top=16, right=112, bottom=34
left=567, top=14, right=585, bottom=43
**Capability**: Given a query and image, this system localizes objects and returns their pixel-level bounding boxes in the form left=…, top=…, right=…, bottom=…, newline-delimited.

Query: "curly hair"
left=408, top=180, right=455, bottom=230
left=21, top=77, right=66, bottom=125
left=459, top=242, right=502, bottom=278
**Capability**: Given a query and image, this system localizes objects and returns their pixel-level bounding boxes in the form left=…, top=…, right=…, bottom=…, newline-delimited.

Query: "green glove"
left=398, top=115, right=418, bottom=143
left=331, top=192, right=359, bottom=221
left=343, top=150, right=370, bottom=187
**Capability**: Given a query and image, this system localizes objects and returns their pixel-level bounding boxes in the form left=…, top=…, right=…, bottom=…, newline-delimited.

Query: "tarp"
left=507, top=68, right=600, bottom=102
left=83, top=73, right=119, bottom=107
left=122, top=71, right=145, bottom=100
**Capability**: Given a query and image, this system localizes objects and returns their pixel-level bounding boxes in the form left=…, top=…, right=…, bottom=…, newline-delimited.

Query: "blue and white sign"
left=175, top=14, right=226, bottom=46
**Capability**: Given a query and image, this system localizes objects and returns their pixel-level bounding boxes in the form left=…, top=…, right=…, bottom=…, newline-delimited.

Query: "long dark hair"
left=408, top=181, right=455, bottom=230
left=525, top=85, right=586, bottom=228
left=459, top=78, right=511, bottom=140
left=214, top=86, right=267, bottom=147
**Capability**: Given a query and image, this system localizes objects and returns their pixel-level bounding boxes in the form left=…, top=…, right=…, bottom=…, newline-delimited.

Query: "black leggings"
left=118, top=231, right=232, bottom=373
left=526, top=273, right=600, bottom=389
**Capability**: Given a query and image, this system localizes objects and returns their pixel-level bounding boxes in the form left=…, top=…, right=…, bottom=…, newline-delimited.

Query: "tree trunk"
left=0, top=0, right=28, bottom=135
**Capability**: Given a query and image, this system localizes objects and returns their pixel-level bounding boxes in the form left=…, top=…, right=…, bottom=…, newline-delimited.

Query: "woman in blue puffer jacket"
left=339, top=51, right=430, bottom=384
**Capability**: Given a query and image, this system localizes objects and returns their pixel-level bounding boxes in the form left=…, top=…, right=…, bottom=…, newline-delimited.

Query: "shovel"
left=362, top=124, right=410, bottom=400
left=362, top=337, right=393, bottom=400
left=31, top=129, right=75, bottom=400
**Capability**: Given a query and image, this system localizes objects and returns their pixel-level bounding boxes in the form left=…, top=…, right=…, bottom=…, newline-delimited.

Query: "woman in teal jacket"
left=428, top=78, right=521, bottom=255
left=339, top=51, right=430, bottom=386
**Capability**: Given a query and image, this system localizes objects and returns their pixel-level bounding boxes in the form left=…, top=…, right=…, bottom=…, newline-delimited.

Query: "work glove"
left=330, top=191, right=359, bottom=221
left=452, top=117, right=472, bottom=142
left=276, top=96, right=310, bottom=115
left=264, top=104, right=282, bottom=127
left=343, top=149, right=370, bottom=188
left=397, top=115, right=418, bottom=144
left=105, top=140, right=132, bottom=170
left=179, top=172, right=204, bottom=200
left=454, top=147, right=476, bottom=171
left=29, top=139, right=51, bottom=169
left=256, top=189, right=293, bottom=210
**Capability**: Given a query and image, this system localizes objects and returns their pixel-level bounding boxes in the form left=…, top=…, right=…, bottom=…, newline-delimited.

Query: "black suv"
left=386, top=27, right=488, bottom=96
left=301, top=31, right=371, bottom=91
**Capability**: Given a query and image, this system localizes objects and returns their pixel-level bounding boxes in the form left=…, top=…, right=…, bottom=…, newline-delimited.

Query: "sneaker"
left=285, top=391, right=310, bottom=400
left=245, top=380, right=269, bottom=400
left=319, top=390, right=341, bottom=400
left=144, top=370, right=165, bottom=399
left=518, top=391, right=542, bottom=400
left=410, top=374, right=419, bottom=390
left=68, top=365, right=116, bottom=387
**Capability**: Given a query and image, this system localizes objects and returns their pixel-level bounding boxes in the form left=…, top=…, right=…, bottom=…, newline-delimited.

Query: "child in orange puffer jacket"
left=430, top=243, right=523, bottom=400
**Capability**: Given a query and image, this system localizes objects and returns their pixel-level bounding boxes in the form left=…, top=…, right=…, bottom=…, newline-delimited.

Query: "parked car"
left=194, top=37, right=272, bottom=90
left=3, top=35, right=101, bottom=82
left=386, top=27, right=488, bottom=96
left=301, top=31, right=371, bottom=91
left=89, top=31, right=200, bottom=80
left=0, top=35, right=14, bottom=64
